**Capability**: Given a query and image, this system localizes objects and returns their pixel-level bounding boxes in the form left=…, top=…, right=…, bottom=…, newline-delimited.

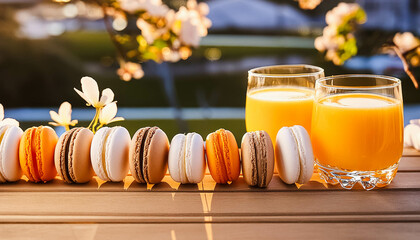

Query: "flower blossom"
left=393, top=32, right=420, bottom=54
left=314, top=3, right=366, bottom=65
left=0, top=104, right=19, bottom=127
left=74, top=76, right=114, bottom=108
left=99, top=102, right=124, bottom=125
left=49, top=101, right=78, bottom=129
left=117, top=61, right=144, bottom=81
left=119, top=0, right=170, bottom=18
left=296, top=0, right=323, bottom=10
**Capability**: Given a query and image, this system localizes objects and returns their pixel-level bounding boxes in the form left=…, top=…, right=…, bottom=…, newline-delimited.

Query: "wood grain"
left=0, top=148, right=418, bottom=239
left=0, top=223, right=419, bottom=240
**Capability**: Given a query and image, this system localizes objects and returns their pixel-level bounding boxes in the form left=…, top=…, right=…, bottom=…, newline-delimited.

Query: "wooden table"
left=1, top=148, right=420, bottom=239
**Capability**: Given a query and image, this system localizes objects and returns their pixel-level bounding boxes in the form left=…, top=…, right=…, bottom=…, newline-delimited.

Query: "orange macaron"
left=206, top=129, right=240, bottom=184
left=19, top=126, right=58, bottom=183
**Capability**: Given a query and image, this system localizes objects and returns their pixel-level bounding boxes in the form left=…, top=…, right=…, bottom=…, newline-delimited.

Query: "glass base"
left=315, top=161, right=400, bottom=190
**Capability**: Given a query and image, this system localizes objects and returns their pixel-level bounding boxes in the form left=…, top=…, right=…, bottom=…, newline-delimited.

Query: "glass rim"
left=248, top=64, right=324, bottom=78
left=316, top=74, right=401, bottom=90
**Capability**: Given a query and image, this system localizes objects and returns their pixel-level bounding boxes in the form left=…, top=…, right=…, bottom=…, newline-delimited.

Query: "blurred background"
left=0, top=0, right=419, bottom=138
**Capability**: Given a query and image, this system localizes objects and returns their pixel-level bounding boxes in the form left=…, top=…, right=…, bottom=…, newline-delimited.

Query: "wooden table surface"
left=2, top=148, right=420, bottom=239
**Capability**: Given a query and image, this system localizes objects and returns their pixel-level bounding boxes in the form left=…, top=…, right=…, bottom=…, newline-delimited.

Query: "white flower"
left=186, top=0, right=211, bottom=36
left=74, top=76, right=114, bottom=108
left=99, top=102, right=124, bottom=125
left=173, top=6, right=201, bottom=47
left=49, top=101, right=78, bottom=127
left=117, top=61, right=144, bottom=81
left=0, top=104, right=19, bottom=127
left=404, top=122, right=420, bottom=150
left=326, top=3, right=360, bottom=26
left=394, top=32, right=420, bottom=53
left=296, top=0, right=322, bottom=10
left=119, top=0, right=170, bottom=18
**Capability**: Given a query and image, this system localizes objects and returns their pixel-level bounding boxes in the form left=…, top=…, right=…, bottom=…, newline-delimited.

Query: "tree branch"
left=393, top=46, right=418, bottom=89
left=100, top=4, right=126, bottom=61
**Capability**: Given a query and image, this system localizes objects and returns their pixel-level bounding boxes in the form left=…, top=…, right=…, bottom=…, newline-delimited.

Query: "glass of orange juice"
left=246, top=65, right=324, bottom=145
left=312, top=75, right=403, bottom=190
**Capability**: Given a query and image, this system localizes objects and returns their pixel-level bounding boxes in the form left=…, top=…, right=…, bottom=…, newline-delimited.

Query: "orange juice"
left=246, top=87, right=314, bottom=144
left=312, top=93, right=403, bottom=171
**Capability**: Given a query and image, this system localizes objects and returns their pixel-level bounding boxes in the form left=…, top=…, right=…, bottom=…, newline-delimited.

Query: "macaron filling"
left=101, top=128, right=113, bottom=181
left=211, top=129, right=230, bottom=183
left=27, top=128, right=41, bottom=182
left=60, top=129, right=76, bottom=183
left=247, top=132, right=258, bottom=186
left=0, top=126, right=8, bottom=182
left=67, top=128, right=83, bottom=182
left=34, top=127, right=43, bottom=181
left=142, top=127, right=158, bottom=183
left=134, top=127, right=150, bottom=183
left=0, top=128, right=8, bottom=179
left=183, top=133, right=193, bottom=183
left=256, top=131, right=268, bottom=187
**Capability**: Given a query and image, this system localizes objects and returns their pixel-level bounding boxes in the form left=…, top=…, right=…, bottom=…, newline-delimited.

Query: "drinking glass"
left=246, top=65, right=324, bottom=144
left=312, top=75, right=403, bottom=190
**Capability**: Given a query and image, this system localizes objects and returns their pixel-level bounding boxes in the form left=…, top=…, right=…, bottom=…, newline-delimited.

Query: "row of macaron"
left=0, top=124, right=314, bottom=187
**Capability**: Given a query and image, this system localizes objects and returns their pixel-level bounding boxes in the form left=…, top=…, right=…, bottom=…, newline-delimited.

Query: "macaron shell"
left=168, top=133, right=186, bottom=183
left=275, top=127, right=300, bottom=184
left=129, top=128, right=147, bottom=183
left=0, top=126, right=9, bottom=182
left=145, top=128, right=169, bottom=184
left=54, top=130, right=66, bottom=181
left=221, top=130, right=240, bottom=182
left=90, top=127, right=111, bottom=181
left=38, top=126, right=58, bottom=182
left=206, top=132, right=226, bottom=183
left=258, top=131, right=274, bottom=187
left=241, top=132, right=257, bottom=186
left=0, top=126, right=23, bottom=182
left=185, top=133, right=205, bottom=183
left=241, top=131, right=275, bottom=187
left=19, top=128, right=37, bottom=182
left=206, top=129, right=240, bottom=184
left=291, top=125, right=314, bottom=184
left=105, top=127, right=130, bottom=182
left=70, top=128, right=94, bottom=183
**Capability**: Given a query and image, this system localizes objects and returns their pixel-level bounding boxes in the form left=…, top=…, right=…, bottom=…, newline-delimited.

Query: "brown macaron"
left=241, top=130, right=274, bottom=188
left=129, top=127, right=169, bottom=184
left=54, top=127, right=94, bottom=183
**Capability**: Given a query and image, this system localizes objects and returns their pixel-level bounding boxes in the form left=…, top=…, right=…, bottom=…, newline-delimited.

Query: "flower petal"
left=0, top=104, right=3, bottom=121
left=108, top=117, right=125, bottom=124
left=70, top=119, right=78, bottom=126
left=99, top=88, right=115, bottom=106
left=58, top=102, right=72, bottom=123
left=48, top=122, right=60, bottom=126
left=49, top=110, right=62, bottom=124
left=0, top=118, right=19, bottom=127
left=81, top=76, right=100, bottom=106
left=99, top=102, right=118, bottom=125
left=74, top=88, right=92, bottom=106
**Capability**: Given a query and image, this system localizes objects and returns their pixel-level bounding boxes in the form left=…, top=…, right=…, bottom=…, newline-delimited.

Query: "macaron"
left=90, top=126, right=130, bottom=182
left=275, top=125, right=314, bottom=185
left=241, top=130, right=274, bottom=188
left=129, top=126, right=169, bottom=184
left=206, top=129, right=240, bottom=184
left=0, top=125, right=23, bottom=182
left=54, top=127, right=94, bottom=183
left=19, top=126, right=58, bottom=183
left=168, top=133, right=206, bottom=184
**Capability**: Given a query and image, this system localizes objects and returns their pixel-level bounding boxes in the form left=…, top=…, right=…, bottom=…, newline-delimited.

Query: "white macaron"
left=404, top=123, right=420, bottom=150
left=90, top=126, right=131, bottom=182
left=0, top=125, right=23, bottom=182
left=168, top=133, right=206, bottom=184
left=275, top=125, right=314, bottom=184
